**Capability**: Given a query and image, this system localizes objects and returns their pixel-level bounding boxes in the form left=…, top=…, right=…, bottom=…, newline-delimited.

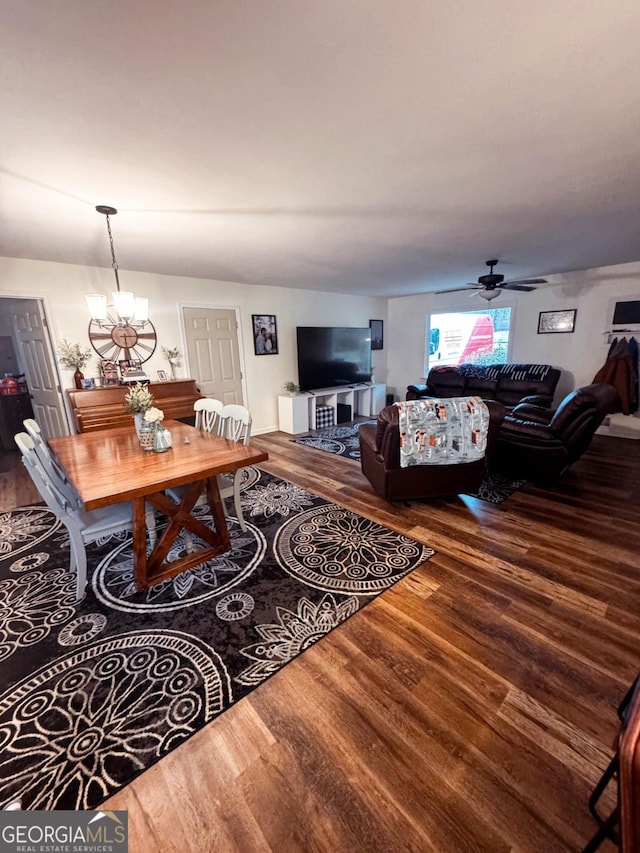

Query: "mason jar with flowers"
left=140, top=406, right=166, bottom=452
left=123, top=382, right=155, bottom=439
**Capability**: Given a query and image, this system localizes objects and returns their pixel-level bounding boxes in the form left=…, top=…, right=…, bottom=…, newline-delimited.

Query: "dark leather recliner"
left=493, top=383, right=619, bottom=482
left=358, top=400, right=506, bottom=501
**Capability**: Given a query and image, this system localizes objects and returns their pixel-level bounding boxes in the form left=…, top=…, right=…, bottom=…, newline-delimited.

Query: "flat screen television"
left=613, top=300, right=640, bottom=325
left=296, top=326, right=372, bottom=392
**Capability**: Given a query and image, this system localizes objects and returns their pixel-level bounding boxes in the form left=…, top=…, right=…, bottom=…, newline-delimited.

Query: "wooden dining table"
left=49, top=419, right=268, bottom=590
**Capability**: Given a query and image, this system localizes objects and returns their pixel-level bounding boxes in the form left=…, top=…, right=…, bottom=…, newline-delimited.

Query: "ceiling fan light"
left=113, top=290, right=135, bottom=321
left=85, top=292, right=107, bottom=321
left=478, top=289, right=501, bottom=302
left=133, top=297, right=149, bottom=323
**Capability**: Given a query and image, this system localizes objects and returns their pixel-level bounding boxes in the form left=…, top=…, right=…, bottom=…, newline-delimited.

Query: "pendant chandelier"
left=85, top=205, right=149, bottom=326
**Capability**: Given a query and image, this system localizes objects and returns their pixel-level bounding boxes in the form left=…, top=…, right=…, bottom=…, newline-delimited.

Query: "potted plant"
left=123, top=382, right=155, bottom=435
left=284, top=381, right=300, bottom=396
left=56, top=339, right=92, bottom=389
left=161, top=346, right=181, bottom=380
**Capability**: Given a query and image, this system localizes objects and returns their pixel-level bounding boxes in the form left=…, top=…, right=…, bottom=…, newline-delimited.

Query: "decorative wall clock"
left=88, top=312, right=157, bottom=363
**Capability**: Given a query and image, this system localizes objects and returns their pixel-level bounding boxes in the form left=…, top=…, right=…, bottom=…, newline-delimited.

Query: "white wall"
left=387, top=261, right=640, bottom=404
left=3, top=254, right=639, bottom=432
left=0, top=257, right=387, bottom=434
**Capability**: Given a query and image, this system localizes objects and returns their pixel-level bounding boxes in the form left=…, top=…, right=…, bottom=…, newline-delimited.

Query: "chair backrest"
left=546, top=383, right=619, bottom=465
left=194, top=397, right=225, bottom=433
left=22, top=419, right=81, bottom=507
left=219, top=404, right=251, bottom=444
left=14, top=433, right=81, bottom=524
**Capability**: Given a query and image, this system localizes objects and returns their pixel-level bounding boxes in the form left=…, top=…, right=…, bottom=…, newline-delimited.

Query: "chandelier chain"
left=104, top=213, right=121, bottom=290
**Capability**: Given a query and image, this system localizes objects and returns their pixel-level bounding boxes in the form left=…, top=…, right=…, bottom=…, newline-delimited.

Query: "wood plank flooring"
left=3, top=431, right=639, bottom=852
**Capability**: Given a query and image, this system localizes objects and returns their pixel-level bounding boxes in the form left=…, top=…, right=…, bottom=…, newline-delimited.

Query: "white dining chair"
left=217, top=404, right=252, bottom=530
left=22, top=418, right=82, bottom=508
left=194, top=397, right=225, bottom=433
left=166, top=402, right=252, bottom=547
left=22, top=417, right=158, bottom=548
left=15, top=432, right=139, bottom=600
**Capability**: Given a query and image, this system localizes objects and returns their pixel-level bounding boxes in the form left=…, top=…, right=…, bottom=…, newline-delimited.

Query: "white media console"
left=278, top=383, right=387, bottom=434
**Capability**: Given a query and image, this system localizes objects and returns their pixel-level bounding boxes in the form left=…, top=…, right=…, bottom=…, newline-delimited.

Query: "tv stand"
left=278, top=383, right=386, bottom=434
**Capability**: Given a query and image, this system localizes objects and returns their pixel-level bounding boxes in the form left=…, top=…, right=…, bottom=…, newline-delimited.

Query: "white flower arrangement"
left=143, top=406, right=164, bottom=424
left=56, top=339, right=92, bottom=371
left=162, top=346, right=181, bottom=379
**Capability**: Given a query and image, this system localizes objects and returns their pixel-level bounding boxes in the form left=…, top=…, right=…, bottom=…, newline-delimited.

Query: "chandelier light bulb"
left=133, top=297, right=149, bottom=323
left=85, top=293, right=107, bottom=321
left=112, top=290, right=135, bottom=321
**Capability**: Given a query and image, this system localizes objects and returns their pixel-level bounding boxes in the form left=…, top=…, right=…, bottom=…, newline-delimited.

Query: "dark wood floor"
left=3, top=431, right=639, bottom=852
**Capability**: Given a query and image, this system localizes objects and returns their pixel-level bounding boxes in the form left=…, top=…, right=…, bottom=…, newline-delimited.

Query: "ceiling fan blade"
left=433, top=285, right=482, bottom=294
left=502, top=283, right=537, bottom=292
left=505, top=277, right=547, bottom=286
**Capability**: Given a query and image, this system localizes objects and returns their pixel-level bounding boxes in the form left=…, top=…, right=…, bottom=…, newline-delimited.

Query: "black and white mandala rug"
left=0, top=469, right=433, bottom=810
left=292, top=421, right=527, bottom=503
left=292, top=420, right=377, bottom=461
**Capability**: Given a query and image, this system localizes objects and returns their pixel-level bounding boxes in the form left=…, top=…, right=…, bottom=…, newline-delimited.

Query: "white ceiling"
left=3, top=0, right=640, bottom=298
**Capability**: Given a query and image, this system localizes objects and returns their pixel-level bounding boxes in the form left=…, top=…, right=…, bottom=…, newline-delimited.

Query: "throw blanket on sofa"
left=483, top=363, right=552, bottom=382
left=397, top=397, right=490, bottom=467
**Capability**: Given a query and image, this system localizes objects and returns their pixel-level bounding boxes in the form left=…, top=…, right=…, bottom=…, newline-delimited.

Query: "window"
left=425, top=307, right=513, bottom=374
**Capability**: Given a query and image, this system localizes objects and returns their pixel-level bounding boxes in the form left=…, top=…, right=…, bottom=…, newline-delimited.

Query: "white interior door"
left=11, top=299, right=68, bottom=439
left=182, top=306, right=244, bottom=404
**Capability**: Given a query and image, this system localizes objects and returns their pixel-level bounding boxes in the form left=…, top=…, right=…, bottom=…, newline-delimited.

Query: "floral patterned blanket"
left=397, top=397, right=490, bottom=467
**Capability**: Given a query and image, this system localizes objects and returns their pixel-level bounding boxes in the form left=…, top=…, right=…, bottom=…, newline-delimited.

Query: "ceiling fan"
left=435, top=259, right=548, bottom=301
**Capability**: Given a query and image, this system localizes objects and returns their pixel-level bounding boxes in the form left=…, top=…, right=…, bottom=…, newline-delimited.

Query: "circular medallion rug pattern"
left=0, top=467, right=433, bottom=810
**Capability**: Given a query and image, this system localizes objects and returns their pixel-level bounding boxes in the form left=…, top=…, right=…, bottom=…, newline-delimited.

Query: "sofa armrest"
left=499, top=419, right=562, bottom=444
left=358, top=422, right=379, bottom=454
left=508, top=403, right=554, bottom=425
left=519, top=394, right=554, bottom=408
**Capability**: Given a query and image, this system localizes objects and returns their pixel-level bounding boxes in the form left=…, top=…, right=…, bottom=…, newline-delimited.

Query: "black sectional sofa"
left=407, top=363, right=561, bottom=411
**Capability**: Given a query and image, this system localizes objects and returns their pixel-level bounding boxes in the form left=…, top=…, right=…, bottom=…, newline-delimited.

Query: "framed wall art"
left=537, top=309, right=577, bottom=334
left=252, top=314, right=278, bottom=355
left=370, top=319, right=384, bottom=350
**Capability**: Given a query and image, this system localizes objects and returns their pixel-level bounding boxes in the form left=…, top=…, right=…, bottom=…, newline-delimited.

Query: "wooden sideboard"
left=67, top=379, right=203, bottom=433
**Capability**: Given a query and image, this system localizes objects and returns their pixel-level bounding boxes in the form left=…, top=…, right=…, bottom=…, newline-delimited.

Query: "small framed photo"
left=252, top=314, right=278, bottom=355
left=157, top=369, right=168, bottom=381
left=80, top=378, right=96, bottom=389
left=537, top=309, right=577, bottom=334
left=370, top=319, right=384, bottom=350
left=99, top=359, right=119, bottom=385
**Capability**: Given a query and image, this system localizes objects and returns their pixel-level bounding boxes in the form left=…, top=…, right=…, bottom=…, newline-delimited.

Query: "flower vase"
left=138, top=420, right=156, bottom=451
left=74, top=370, right=84, bottom=390
left=133, top=412, right=145, bottom=437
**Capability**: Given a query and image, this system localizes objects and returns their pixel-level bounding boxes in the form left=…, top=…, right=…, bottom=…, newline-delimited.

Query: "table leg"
left=132, top=496, right=149, bottom=590
left=134, top=476, right=232, bottom=590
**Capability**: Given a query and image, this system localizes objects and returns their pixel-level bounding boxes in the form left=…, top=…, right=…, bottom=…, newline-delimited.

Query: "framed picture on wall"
left=252, top=314, right=278, bottom=355
left=537, top=309, right=577, bottom=334
left=370, top=319, right=384, bottom=350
